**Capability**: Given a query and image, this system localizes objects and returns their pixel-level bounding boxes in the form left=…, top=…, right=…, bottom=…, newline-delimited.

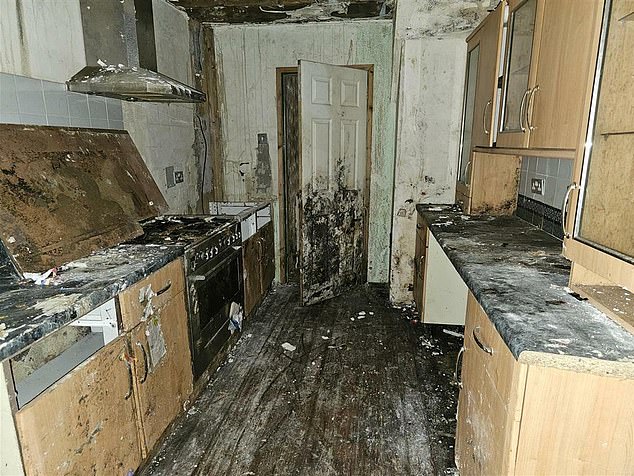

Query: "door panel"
left=298, top=60, right=368, bottom=305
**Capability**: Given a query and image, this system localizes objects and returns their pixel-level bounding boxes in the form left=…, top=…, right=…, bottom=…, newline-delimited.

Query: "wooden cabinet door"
left=242, top=233, right=261, bottom=317
left=470, top=4, right=504, bottom=148
left=456, top=294, right=526, bottom=475
left=129, top=291, right=193, bottom=454
left=259, top=221, right=275, bottom=294
left=413, top=217, right=427, bottom=317
left=14, top=338, right=142, bottom=476
left=527, top=0, right=603, bottom=149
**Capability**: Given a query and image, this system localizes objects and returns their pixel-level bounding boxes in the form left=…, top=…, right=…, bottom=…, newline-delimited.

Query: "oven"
left=186, top=227, right=243, bottom=380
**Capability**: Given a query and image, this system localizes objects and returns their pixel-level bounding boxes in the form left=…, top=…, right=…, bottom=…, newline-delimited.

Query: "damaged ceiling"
left=168, top=0, right=392, bottom=23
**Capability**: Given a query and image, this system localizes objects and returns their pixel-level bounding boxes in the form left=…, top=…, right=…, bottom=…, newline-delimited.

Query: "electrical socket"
left=531, top=178, right=544, bottom=195
left=174, top=171, right=184, bottom=184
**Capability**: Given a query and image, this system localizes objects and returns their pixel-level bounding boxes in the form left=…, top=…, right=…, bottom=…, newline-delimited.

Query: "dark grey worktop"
left=417, top=204, right=634, bottom=369
left=0, top=244, right=183, bottom=362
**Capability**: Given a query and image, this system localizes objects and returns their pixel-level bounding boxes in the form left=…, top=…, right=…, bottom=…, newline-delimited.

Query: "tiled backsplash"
left=516, top=156, right=574, bottom=240
left=0, top=72, right=123, bottom=130
left=518, top=156, right=573, bottom=209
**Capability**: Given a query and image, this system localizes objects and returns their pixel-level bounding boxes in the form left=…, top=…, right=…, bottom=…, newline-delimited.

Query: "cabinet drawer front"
left=15, top=338, right=141, bottom=476
left=119, top=258, right=185, bottom=331
left=467, top=294, right=518, bottom=407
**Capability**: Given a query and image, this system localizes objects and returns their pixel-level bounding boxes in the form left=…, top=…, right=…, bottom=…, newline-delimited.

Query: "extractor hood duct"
left=67, top=0, right=205, bottom=103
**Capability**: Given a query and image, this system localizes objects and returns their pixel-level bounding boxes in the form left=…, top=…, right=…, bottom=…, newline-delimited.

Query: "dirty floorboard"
left=141, top=284, right=462, bottom=476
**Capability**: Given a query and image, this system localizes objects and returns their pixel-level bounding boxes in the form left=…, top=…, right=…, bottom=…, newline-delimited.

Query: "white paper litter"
left=442, top=329, right=464, bottom=338
left=281, top=342, right=296, bottom=352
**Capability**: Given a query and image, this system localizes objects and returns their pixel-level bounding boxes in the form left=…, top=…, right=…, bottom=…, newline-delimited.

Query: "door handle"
left=527, top=86, right=539, bottom=131
left=136, top=341, right=150, bottom=383
left=454, top=346, right=465, bottom=388
left=483, top=99, right=492, bottom=135
left=519, top=89, right=530, bottom=132
left=156, top=280, right=172, bottom=296
left=120, top=351, right=134, bottom=400
left=473, top=326, right=493, bottom=354
left=562, top=183, right=579, bottom=239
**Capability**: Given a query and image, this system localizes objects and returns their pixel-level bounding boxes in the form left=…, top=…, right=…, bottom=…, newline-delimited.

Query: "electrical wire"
left=196, top=113, right=208, bottom=214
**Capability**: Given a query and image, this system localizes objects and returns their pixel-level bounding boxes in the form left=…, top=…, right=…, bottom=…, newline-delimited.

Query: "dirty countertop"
left=0, top=244, right=183, bottom=362
left=417, top=204, right=634, bottom=377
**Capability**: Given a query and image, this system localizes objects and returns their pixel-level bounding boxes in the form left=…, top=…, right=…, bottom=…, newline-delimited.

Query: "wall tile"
left=68, top=93, right=89, bottom=118
left=0, top=112, right=20, bottom=124
left=44, top=90, right=69, bottom=117
left=546, top=158, right=559, bottom=178
left=19, top=113, right=47, bottom=125
left=47, top=115, right=70, bottom=127
left=543, top=175, right=556, bottom=206
left=106, top=99, right=123, bottom=122
left=70, top=117, right=92, bottom=128
left=536, top=157, right=548, bottom=175
left=90, top=118, right=109, bottom=129
left=88, top=97, right=107, bottom=121
left=0, top=73, right=18, bottom=114
left=559, top=159, right=573, bottom=182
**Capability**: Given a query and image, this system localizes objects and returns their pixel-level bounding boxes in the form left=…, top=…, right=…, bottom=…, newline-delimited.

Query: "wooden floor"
left=141, top=284, right=462, bottom=476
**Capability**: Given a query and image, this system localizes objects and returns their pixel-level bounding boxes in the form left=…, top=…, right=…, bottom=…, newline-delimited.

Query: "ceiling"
left=168, top=0, right=391, bottom=23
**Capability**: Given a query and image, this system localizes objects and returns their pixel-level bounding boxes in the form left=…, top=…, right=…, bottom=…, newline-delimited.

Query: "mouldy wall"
left=211, top=19, right=395, bottom=283
left=122, top=0, right=199, bottom=214
left=0, top=0, right=86, bottom=83
left=389, top=0, right=491, bottom=304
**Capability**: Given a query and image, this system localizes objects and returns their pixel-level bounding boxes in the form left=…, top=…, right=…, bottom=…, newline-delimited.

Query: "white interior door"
left=298, top=60, right=369, bottom=305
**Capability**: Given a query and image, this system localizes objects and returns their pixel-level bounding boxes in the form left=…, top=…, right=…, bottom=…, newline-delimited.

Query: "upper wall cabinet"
left=564, top=0, right=634, bottom=299
left=458, top=4, right=505, bottom=185
left=497, top=0, right=604, bottom=150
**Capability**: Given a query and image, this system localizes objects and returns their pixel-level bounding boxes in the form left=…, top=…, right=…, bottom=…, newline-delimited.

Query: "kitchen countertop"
left=417, top=204, right=634, bottom=378
left=0, top=244, right=183, bottom=362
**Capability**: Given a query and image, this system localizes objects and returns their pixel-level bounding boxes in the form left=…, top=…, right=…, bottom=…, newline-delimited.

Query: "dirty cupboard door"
left=298, top=60, right=368, bottom=305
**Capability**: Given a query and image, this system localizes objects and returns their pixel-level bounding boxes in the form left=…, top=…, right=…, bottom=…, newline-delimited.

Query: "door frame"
left=275, top=64, right=375, bottom=284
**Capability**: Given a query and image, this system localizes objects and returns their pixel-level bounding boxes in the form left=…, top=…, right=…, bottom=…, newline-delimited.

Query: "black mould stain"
left=301, top=162, right=365, bottom=305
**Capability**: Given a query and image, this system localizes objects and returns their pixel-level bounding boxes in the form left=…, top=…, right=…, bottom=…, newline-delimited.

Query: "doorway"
left=276, top=62, right=374, bottom=304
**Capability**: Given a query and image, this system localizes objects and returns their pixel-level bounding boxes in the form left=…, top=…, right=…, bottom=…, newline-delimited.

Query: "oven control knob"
left=213, top=246, right=219, bottom=256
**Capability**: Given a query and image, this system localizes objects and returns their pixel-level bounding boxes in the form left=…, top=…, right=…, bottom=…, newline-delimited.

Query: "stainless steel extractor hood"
left=67, top=0, right=206, bottom=103
left=67, top=65, right=206, bottom=103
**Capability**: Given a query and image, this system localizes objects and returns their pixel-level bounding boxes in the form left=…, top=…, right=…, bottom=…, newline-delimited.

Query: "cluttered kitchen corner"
left=0, top=122, right=275, bottom=475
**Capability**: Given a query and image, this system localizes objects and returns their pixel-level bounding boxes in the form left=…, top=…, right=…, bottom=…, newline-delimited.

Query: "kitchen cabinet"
left=456, top=151, right=521, bottom=216
left=414, top=216, right=467, bottom=325
left=456, top=292, right=634, bottom=474
left=128, top=288, right=193, bottom=455
left=11, top=258, right=193, bottom=475
left=243, top=221, right=275, bottom=316
left=497, top=0, right=604, bottom=150
left=14, top=338, right=142, bottom=476
left=458, top=3, right=504, bottom=187
left=563, top=0, right=634, bottom=315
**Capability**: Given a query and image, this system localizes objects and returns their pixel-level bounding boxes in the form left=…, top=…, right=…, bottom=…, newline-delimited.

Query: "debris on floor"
left=281, top=342, right=296, bottom=352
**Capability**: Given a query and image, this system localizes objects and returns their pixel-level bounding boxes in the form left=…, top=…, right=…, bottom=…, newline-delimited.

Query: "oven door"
left=188, top=247, right=243, bottom=379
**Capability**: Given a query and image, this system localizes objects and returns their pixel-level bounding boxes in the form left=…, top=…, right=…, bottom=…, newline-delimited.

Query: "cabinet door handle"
left=473, top=326, right=493, bottom=354
left=483, top=99, right=492, bottom=135
left=120, top=352, right=134, bottom=400
left=519, top=89, right=530, bottom=132
left=527, top=86, right=539, bottom=131
left=454, top=346, right=465, bottom=388
left=136, top=341, right=149, bottom=383
left=562, top=183, right=579, bottom=239
left=156, top=280, right=172, bottom=296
